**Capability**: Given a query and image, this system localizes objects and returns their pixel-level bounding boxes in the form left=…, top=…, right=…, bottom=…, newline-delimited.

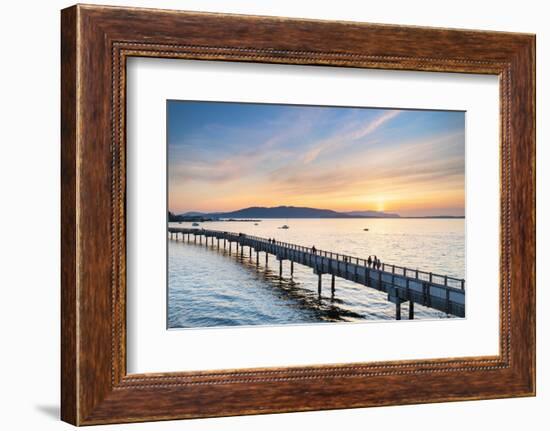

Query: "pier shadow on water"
left=168, top=239, right=365, bottom=329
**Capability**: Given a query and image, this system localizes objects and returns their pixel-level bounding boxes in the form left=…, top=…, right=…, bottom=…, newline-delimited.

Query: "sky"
left=167, top=101, right=465, bottom=217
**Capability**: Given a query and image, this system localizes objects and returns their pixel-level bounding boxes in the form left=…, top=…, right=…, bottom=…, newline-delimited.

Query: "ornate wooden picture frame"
left=61, top=4, right=535, bottom=425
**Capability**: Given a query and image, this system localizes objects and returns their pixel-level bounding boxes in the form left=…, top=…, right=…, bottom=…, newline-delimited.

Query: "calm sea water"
left=168, top=218, right=465, bottom=329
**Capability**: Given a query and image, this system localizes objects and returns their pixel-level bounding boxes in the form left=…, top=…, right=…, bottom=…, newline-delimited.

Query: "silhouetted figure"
left=367, top=256, right=372, bottom=267
left=377, top=259, right=381, bottom=270
left=312, top=245, right=317, bottom=254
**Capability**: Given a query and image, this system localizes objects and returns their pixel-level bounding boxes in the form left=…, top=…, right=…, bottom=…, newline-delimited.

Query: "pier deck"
left=168, top=227, right=465, bottom=319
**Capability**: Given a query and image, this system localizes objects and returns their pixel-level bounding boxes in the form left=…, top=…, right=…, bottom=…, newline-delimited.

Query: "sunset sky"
left=167, top=101, right=465, bottom=217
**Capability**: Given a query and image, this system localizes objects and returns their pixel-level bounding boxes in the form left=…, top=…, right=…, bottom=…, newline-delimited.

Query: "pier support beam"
left=240, top=244, right=243, bottom=258
left=409, top=300, right=414, bottom=320
left=256, top=251, right=259, bottom=266
left=318, top=273, right=322, bottom=296
left=331, top=274, right=335, bottom=296
left=279, top=260, right=283, bottom=278
left=396, top=302, right=401, bottom=320
left=290, top=261, right=294, bottom=277
left=265, top=253, right=268, bottom=266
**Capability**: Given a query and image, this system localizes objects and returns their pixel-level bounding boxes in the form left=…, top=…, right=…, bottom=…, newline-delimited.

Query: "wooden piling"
left=256, top=251, right=259, bottom=265
left=279, top=260, right=283, bottom=278
left=318, top=273, right=322, bottom=296
left=331, top=274, right=335, bottom=295
left=409, top=300, right=414, bottom=320
left=290, top=260, right=294, bottom=277
left=396, top=302, right=401, bottom=320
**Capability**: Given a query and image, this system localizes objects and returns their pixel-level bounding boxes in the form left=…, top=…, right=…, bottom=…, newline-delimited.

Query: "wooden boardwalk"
left=168, top=227, right=465, bottom=319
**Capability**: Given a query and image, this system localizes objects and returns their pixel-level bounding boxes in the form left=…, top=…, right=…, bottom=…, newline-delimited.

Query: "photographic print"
left=167, top=101, right=465, bottom=329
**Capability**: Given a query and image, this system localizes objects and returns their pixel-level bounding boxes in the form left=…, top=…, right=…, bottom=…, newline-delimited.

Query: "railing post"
left=395, top=301, right=401, bottom=320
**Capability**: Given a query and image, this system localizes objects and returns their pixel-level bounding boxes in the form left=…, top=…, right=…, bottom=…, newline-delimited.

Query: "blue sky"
left=168, top=101, right=465, bottom=217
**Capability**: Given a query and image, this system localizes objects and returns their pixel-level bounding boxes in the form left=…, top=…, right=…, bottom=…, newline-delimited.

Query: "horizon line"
left=168, top=204, right=465, bottom=218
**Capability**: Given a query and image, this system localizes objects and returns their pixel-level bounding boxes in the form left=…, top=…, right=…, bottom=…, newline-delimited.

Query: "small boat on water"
left=363, top=228, right=369, bottom=231
left=279, top=225, right=289, bottom=229
left=192, top=222, right=200, bottom=226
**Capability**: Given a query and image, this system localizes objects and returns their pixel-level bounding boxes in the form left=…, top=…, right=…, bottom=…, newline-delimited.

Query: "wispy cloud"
left=302, top=110, right=400, bottom=164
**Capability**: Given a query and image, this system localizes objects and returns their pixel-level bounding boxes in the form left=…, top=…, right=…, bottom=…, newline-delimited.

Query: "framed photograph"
left=61, top=4, right=535, bottom=425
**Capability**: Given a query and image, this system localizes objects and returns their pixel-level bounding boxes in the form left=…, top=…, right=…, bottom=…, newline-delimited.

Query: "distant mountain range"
left=170, top=206, right=465, bottom=221
left=174, top=205, right=402, bottom=219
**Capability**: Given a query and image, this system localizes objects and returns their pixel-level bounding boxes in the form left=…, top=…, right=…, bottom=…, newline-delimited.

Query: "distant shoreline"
left=169, top=205, right=464, bottom=222
left=170, top=216, right=465, bottom=221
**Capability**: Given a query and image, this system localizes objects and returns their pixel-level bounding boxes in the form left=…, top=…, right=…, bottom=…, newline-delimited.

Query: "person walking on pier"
left=367, top=256, right=372, bottom=267
left=377, top=258, right=381, bottom=270
left=312, top=245, right=317, bottom=254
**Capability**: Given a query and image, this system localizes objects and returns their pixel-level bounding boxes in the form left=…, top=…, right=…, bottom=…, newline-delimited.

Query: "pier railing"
left=236, top=232, right=464, bottom=290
